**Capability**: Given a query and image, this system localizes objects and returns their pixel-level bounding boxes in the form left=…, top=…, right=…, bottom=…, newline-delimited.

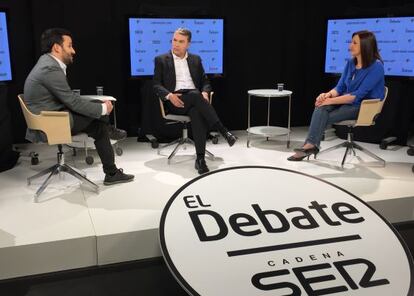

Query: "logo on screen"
left=160, top=166, right=413, bottom=296
left=324, top=16, right=414, bottom=77
left=129, top=18, right=224, bottom=76
left=0, top=12, right=12, bottom=81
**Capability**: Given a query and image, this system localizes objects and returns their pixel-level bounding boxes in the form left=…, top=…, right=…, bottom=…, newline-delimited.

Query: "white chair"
left=18, top=94, right=99, bottom=201
left=317, top=86, right=389, bottom=167
left=407, top=145, right=414, bottom=173
left=157, top=92, right=215, bottom=164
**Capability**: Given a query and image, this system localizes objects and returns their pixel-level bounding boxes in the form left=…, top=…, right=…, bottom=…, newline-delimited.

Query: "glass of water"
left=277, top=83, right=284, bottom=92
left=96, top=86, right=104, bottom=96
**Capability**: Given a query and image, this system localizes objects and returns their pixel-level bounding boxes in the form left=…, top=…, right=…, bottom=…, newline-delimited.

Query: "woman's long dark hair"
left=352, top=30, right=383, bottom=68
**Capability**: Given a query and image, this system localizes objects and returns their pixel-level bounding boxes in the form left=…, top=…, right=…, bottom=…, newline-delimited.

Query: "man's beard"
left=63, top=55, right=73, bottom=65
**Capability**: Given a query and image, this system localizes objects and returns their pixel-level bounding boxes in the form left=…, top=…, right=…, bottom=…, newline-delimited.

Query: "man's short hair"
left=40, top=28, right=73, bottom=54
left=175, top=27, right=192, bottom=42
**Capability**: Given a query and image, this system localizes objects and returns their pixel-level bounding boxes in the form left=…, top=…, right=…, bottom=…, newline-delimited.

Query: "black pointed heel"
left=304, top=147, right=319, bottom=158
left=287, top=154, right=309, bottom=161
left=287, top=147, right=319, bottom=162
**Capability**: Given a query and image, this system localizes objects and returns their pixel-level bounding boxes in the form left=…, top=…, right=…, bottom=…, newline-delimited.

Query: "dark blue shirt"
left=334, top=58, right=385, bottom=106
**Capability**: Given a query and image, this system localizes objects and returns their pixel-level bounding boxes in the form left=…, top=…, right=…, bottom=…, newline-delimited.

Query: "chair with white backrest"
left=157, top=92, right=215, bottom=164
left=316, top=86, right=389, bottom=167
left=18, top=94, right=99, bottom=201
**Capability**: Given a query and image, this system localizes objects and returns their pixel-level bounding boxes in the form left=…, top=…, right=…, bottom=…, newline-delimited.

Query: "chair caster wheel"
left=151, top=139, right=159, bottom=149
left=86, top=156, right=94, bottom=165
left=212, top=136, right=219, bottom=144
left=380, top=136, right=397, bottom=150
left=379, top=142, right=388, bottom=150
left=30, top=152, right=39, bottom=165
left=31, top=157, right=39, bottom=165
left=115, top=147, right=123, bottom=156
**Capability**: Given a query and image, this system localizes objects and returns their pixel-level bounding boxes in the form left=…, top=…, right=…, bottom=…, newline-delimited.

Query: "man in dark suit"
left=24, top=28, right=134, bottom=185
left=153, top=28, right=237, bottom=174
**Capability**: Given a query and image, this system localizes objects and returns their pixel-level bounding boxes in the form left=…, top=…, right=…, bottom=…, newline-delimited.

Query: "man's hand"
left=202, top=91, right=210, bottom=102
left=169, top=93, right=185, bottom=108
left=104, top=100, right=113, bottom=114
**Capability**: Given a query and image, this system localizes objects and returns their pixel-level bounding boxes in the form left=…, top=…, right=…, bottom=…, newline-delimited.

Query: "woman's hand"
left=315, top=92, right=332, bottom=107
left=317, top=97, right=332, bottom=106
left=315, top=93, right=327, bottom=106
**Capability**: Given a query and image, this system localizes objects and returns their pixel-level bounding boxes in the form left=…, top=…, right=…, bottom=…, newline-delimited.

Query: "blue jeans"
left=305, top=104, right=360, bottom=148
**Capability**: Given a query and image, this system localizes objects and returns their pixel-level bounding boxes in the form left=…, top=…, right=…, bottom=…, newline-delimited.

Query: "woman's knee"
left=315, top=106, right=330, bottom=112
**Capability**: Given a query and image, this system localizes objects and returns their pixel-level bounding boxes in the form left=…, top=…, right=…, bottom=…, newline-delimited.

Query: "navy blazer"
left=153, top=52, right=212, bottom=100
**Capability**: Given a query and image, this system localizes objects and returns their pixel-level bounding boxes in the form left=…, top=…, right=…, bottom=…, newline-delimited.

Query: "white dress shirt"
left=49, top=53, right=67, bottom=75
left=173, top=51, right=196, bottom=91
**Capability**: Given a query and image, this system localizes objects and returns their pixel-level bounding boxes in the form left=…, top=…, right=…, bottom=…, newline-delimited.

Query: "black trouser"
left=71, top=113, right=116, bottom=175
left=166, top=90, right=219, bottom=156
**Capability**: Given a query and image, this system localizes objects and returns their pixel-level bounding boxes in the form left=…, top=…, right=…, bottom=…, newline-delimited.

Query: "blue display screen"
left=325, top=17, right=414, bottom=77
left=0, top=12, right=12, bottom=81
left=129, top=18, right=224, bottom=76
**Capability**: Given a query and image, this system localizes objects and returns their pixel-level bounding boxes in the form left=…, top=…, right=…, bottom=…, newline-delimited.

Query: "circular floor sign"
left=159, top=166, right=413, bottom=296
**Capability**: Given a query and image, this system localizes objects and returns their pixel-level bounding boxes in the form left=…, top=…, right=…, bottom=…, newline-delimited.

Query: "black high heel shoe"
left=287, top=147, right=319, bottom=161
left=294, top=147, right=305, bottom=153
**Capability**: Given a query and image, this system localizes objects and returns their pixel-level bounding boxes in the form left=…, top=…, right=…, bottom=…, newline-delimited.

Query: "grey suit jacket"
left=153, top=52, right=212, bottom=100
left=23, top=54, right=102, bottom=140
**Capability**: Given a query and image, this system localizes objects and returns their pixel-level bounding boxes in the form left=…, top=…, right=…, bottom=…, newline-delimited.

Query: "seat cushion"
left=165, top=114, right=191, bottom=123
left=72, top=133, right=89, bottom=142
left=334, top=120, right=356, bottom=127
left=67, top=133, right=95, bottom=149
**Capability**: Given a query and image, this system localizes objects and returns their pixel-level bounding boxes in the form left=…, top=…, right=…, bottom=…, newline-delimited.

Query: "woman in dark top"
left=288, top=30, right=385, bottom=161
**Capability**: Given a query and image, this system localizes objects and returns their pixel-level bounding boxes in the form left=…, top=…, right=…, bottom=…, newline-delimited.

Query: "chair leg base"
left=352, top=142, right=385, bottom=167
left=318, top=140, right=385, bottom=167
left=28, top=163, right=99, bottom=201
left=205, top=149, right=215, bottom=161
left=167, top=137, right=194, bottom=164
left=158, top=136, right=215, bottom=164
left=157, top=138, right=182, bottom=155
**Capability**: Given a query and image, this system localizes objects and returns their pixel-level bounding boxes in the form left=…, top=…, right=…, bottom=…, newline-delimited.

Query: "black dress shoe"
left=104, top=168, right=134, bottom=185
left=223, top=131, right=237, bottom=147
left=195, top=159, right=209, bottom=174
left=108, top=125, right=127, bottom=141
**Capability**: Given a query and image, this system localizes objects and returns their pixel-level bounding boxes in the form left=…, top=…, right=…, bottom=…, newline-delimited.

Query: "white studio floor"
left=1, top=127, right=414, bottom=280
